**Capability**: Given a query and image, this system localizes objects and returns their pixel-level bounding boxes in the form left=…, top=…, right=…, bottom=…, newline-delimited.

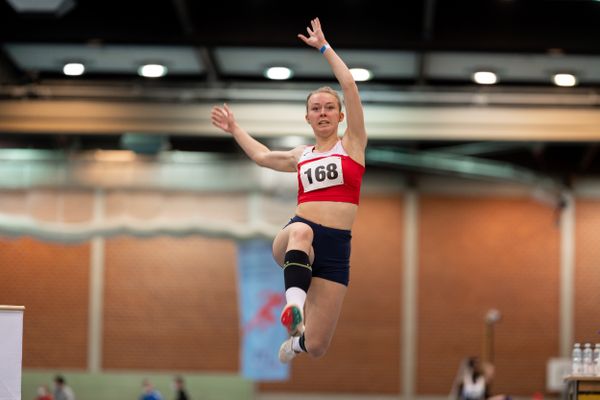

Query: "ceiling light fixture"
left=552, top=73, right=577, bottom=87
left=472, top=71, right=498, bottom=85
left=349, top=68, right=373, bottom=82
left=63, top=62, right=85, bottom=76
left=6, top=0, right=75, bottom=16
left=138, top=64, right=168, bottom=78
left=264, top=66, right=293, bottom=80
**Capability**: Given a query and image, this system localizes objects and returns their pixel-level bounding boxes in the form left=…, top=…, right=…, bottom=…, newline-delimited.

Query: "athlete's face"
left=305, top=92, right=344, bottom=135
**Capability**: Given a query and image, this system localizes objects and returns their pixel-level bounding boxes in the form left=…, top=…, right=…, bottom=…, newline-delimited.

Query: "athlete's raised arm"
left=298, top=17, right=367, bottom=158
left=211, top=103, right=304, bottom=172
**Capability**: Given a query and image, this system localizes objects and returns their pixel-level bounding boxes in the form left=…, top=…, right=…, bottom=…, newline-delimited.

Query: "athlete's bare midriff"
left=295, top=201, right=358, bottom=230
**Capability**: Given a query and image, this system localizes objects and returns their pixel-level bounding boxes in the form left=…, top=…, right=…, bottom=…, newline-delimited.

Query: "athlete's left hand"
left=297, top=17, right=327, bottom=50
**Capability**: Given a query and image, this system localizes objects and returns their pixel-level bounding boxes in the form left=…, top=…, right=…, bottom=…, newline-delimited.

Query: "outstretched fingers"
left=210, top=114, right=221, bottom=129
left=210, top=108, right=222, bottom=128
left=298, top=25, right=314, bottom=42
left=298, top=18, right=324, bottom=48
left=223, top=102, right=232, bottom=117
left=212, top=104, right=230, bottom=119
left=210, top=106, right=223, bottom=120
left=210, top=104, right=232, bottom=131
left=311, top=17, right=321, bottom=31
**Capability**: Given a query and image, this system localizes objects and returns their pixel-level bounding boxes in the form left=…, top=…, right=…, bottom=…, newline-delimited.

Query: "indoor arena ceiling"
left=2, top=0, right=600, bottom=187
left=4, top=0, right=600, bottom=91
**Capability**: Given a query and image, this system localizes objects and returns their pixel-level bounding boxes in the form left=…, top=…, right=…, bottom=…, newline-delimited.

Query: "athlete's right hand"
left=211, top=103, right=236, bottom=133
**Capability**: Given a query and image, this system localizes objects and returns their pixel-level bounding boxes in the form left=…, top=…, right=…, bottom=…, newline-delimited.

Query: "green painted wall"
left=23, top=370, right=254, bottom=400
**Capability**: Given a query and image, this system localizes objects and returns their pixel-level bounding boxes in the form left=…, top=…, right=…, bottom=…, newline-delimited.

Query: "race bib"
left=299, top=156, right=344, bottom=192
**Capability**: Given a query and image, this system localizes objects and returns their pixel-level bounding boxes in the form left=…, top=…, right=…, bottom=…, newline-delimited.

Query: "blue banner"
left=237, top=239, right=289, bottom=380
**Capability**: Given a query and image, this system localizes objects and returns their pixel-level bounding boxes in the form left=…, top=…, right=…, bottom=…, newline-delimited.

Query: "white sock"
left=291, top=336, right=304, bottom=352
left=285, top=287, right=306, bottom=310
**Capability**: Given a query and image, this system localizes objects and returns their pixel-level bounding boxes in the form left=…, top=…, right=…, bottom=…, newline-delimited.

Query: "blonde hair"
left=306, top=86, right=342, bottom=112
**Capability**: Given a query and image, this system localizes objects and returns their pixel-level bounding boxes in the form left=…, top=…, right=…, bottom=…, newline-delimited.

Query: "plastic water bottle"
left=593, top=343, right=600, bottom=376
left=572, top=342, right=583, bottom=375
left=583, top=343, right=594, bottom=375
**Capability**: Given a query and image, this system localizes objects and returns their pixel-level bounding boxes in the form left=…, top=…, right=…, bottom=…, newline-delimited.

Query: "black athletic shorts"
left=285, top=215, right=351, bottom=286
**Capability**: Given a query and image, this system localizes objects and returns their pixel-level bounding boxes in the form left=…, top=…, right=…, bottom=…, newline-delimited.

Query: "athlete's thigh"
left=304, top=277, right=347, bottom=345
left=272, top=222, right=315, bottom=267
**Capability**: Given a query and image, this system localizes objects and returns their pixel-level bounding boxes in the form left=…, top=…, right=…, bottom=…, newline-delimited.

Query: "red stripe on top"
left=296, top=142, right=365, bottom=205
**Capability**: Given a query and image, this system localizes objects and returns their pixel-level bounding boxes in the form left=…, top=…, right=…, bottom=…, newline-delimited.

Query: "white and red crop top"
left=297, top=140, right=365, bottom=205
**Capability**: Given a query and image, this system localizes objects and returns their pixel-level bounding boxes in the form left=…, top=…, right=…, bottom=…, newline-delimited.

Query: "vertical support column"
left=246, top=190, right=262, bottom=393
left=402, top=190, right=419, bottom=399
left=88, top=189, right=105, bottom=372
left=560, top=192, right=575, bottom=356
left=248, top=191, right=262, bottom=227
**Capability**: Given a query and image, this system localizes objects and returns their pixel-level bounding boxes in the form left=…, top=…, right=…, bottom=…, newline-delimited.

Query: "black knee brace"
left=283, top=250, right=312, bottom=292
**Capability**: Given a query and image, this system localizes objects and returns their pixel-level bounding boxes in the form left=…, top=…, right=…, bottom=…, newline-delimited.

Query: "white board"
left=0, top=306, right=24, bottom=400
left=547, top=357, right=571, bottom=392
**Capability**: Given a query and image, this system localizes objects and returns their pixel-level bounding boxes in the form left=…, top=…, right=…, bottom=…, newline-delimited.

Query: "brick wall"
left=1, top=191, right=598, bottom=396
left=103, top=236, right=239, bottom=371
left=418, top=196, right=560, bottom=396
left=0, top=238, right=90, bottom=368
left=574, top=200, right=600, bottom=345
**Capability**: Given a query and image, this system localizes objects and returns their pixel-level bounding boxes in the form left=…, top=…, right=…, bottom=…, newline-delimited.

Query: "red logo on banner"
left=244, top=290, right=285, bottom=334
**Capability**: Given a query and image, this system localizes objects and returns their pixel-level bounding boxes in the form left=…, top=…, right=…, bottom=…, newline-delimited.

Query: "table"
left=564, top=375, right=600, bottom=400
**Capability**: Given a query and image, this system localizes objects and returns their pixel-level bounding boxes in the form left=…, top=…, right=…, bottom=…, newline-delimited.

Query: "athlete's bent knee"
left=306, top=337, right=330, bottom=358
left=288, top=223, right=313, bottom=246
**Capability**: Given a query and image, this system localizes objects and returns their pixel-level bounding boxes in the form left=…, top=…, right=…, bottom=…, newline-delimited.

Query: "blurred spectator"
left=451, top=357, right=510, bottom=400
left=173, top=376, right=189, bottom=400
left=140, top=379, right=163, bottom=400
left=34, top=384, right=53, bottom=400
left=53, top=375, right=75, bottom=400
